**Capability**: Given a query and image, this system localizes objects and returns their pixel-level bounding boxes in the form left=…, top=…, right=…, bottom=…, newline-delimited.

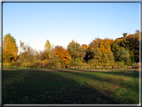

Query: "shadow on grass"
left=3, top=70, right=123, bottom=104
left=67, top=71, right=139, bottom=93
left=51, top=68, right=139, bottom=78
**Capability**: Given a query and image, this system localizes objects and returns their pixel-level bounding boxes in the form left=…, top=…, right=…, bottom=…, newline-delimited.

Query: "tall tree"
left=44, top=40, right=51, bottom=59
left=3, top=33, right=18, bottom=62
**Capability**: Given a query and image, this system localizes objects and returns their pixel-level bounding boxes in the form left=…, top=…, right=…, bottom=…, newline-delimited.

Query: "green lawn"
left=2, top=69, right=139, bottom=104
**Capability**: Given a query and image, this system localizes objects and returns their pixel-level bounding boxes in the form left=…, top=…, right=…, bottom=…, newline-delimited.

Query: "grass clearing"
left=2, top=68, right=139, bottom=104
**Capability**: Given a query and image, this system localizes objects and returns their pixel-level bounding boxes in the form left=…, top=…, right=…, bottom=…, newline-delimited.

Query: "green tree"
left=67, top=40, right=86, bottom=60
left=87, top=47, right=102, bottom=61
left=102, top=53, right=109, bottom=63
left=116, top=47, right=130, bottom=62
left=108, top=51, right=114, bottom=62
left=3, top=33, right=18, bottom=62
left=92, top=47, right=102, bottom=59
left=110, top=41, right=120, bottom=61
left=75, top=58, right=81, bottom=69
left=122, top=32, right=128, bottom=37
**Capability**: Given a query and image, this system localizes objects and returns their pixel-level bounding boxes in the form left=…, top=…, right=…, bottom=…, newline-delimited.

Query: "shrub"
left=132, top=62, right=139, bottom=69
left=3, top=63, right=11, bottom=68
left=21, top=62, right=32, bottom=68
left=33, top=60, right=41, bottom=68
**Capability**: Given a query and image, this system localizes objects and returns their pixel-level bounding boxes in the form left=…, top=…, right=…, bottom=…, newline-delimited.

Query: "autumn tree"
left=18, top=40, right=35, bottom=63
left=49, top=49, right=59, bottom=68
left=55, top=45, right=71, bottom=67
left=67, top=40, right=86, bottom=60
left=89, top=38, right=102, bottom=49
left=81, top=44, right=88, bottom=50
left=44, top=40, right=51, bottom=59
left=3, top=33, right=18, bottom=62
left=34, top=50, right=44, bottom=61
left=99, top=38, right=114, bottom=54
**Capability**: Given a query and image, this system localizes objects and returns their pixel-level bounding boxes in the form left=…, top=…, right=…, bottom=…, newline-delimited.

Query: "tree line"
left=2, top=30, right=140, bottom=69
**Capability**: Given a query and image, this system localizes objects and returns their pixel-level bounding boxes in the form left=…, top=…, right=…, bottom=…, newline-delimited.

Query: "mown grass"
left=2, top=69, right=139, bottom=104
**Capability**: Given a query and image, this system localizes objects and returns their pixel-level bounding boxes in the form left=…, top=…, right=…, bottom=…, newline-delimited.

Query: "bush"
left=33, top=60, right=41, bottom=68
left=3, top=63, right=11, bottom=68
left=132, top=62, right=139, bottom=69
left=21, top=62, right=32, bottom=68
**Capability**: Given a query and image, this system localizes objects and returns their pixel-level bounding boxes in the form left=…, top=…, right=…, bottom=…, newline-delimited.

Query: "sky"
left=3, top=2, right=139, bottom=52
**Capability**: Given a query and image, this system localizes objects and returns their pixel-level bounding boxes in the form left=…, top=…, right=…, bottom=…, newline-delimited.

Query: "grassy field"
left=2, top=68, right=139, bottom=104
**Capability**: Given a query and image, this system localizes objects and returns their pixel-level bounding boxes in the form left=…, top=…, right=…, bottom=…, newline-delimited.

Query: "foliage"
left=102, top=53, right=109, bottom=63
left=81, top=44, right=88, bottom=50
left=108, top=51, right=114, bottom=62
left=110, top=41, right=120, bottom=61
left=49, top=49, right=59, bottom=68
left=115, top=32, right=139, bottom=62
left=116, top=47, right=130, bottom=62
left=75, top=58, right=82, bottom=68
left=44, top=40, right=51, bottom=53
left=122, top=32, right=127, bottom=37
left=88, top=59, right=99, bottom=68
left=44, top=40, right=51, bottom=59
left=18, top=41, right=35, bottom=63
left=3, top=33, right=18, bottom=62
left=89, top=38, right=102, bottom=49
left=99, top=38, right=114, bottom=54
left=3, top=63, right=11, bottom=67
left=67, top=40, right=86, bottom=60
left=126, top=33, right=139, bottom=62
left=2, top=30, right=140, bottom=69
left=87, top=47, right=102, bottom=62
left=55, top=46, right=71, bottom=65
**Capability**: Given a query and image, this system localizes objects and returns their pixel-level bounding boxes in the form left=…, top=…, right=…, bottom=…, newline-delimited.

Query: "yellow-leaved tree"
left=3, top=33, right=18, bottom=62
left=44, top=40, right=51, bottom=59
left=99, top=38, right=114, bottom=54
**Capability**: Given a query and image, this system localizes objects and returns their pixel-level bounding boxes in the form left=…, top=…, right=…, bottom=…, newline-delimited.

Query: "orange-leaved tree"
left=55, top=45, right=71, bottom=65
left=81, top=44, right=88, bottom=50
left=3, top=33, right=18, bottom=62
left=99, top=38, right=114, bottom=54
